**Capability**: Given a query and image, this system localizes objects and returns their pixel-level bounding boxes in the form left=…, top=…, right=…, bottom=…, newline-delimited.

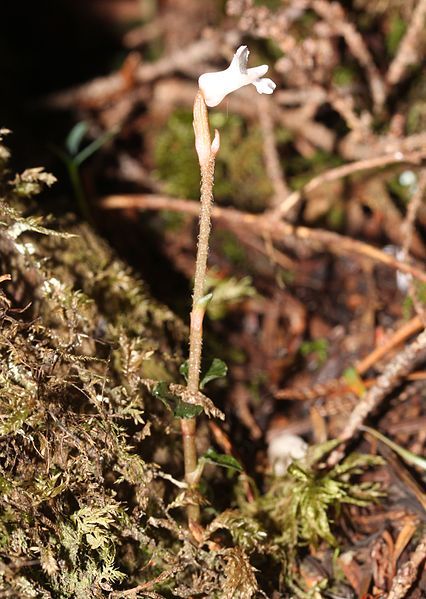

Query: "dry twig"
left=328, top=328, right=426, bottom=465
left=387, top=529, right=426, bottom=599
left=100, top=194, right=426, bottom=284
left=401, top=170, right=426, bottom=260
left=257, top=95, right=290, bottom=206
left=387, top=0, right=426, bottom=86
left=310, top=0, right=385, bottom=109
left=45, top=33, right=240, bottom=109
left=273, top=149, right=426, bottom=218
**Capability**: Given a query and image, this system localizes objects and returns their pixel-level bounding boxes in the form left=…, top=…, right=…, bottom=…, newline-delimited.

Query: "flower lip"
left=198, top=45, right=276, bottom=108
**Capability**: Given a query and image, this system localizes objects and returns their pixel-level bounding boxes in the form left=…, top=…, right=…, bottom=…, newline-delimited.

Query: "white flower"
left=198, top=45, right=276, bottom=108
left=267, top=432, right=308, bottom=476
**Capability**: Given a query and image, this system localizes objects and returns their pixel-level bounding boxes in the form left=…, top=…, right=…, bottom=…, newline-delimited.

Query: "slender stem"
left=67, top=160, right=93, bottom=224
left=180, top=91, right=218, bottom=524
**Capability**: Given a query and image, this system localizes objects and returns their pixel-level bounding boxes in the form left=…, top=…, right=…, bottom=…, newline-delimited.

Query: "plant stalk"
left=181, top=91, right=219, bottom=524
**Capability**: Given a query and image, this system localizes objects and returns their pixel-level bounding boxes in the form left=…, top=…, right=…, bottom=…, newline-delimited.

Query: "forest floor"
left=0, top=1, right=425, bottom=598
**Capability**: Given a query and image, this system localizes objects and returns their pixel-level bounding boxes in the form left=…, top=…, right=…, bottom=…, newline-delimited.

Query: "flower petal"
left=230, top=45, right=249, bottom=74
left=199, top=45, right=276, bottom=107
left=252, top=77, right=277, bottom=95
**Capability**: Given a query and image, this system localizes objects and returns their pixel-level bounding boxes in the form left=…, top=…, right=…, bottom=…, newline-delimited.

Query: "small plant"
left=300, top=337, right=329, bottom=368
left=238, top=440, right=384, bottom=593
left=181, top=46, right=276, bottom=523
left=256, top=440, right=384, bottom=547
left=54, top=122, right=117, bottom=222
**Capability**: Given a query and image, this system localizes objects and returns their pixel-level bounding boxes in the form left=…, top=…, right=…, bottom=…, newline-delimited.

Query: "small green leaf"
left=179, top=360, right=189, bottom=382
left=66, top=122, right=88, bottom=156
left=200, top=358, right=228, bottom=390
left=174, top=400, right=203, bottom=419
left=361, top=425, right=426, bottom=471
left=152, top=382, right=177, bottom=412
left=74, top=127, right=118, bottom=166
left=203, top=448, right=243, bottom=472
left=152, top=382, right=203, bottom=419
left=196, top=292, right=213, bottom=309
left=343, top=366, right=366, bottom=396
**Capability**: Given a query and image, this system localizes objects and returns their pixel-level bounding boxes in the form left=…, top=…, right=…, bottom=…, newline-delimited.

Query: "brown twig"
left=401, top=169, right=426, bottom=259
left=387, top=0, right=426, bottom=86
left=400, top=169, right=426, bottom=325
left=100, top=194, right=426, bottom=283
left=257, top=95, right=290, bottom=206
left=110, top=562, right=181, bottom=597
left=44, top=32, right=240, bottom=109
left=355, top=315, right=423, bottom=374
left=328, top=327, right=426, bottom=465
left=275, top=315, right=424, bottom=404
left=279, top=224, right=426, bottom=283
left=310, top=0, right=386, bottom=109
left=387, top=529, right=426, bottom=599
left=273, top=149, right=426, bottom=218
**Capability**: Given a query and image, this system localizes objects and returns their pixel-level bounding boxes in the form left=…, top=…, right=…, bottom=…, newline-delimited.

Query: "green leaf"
left=66, top=122, right=88, bottom=156
left=343, top=366, right=366, bottom=396
left=74, top=127, right=118, bottom=166
left=152, top=382, right=203, bottom=419
left=179, top=360, right=189, bottom=382
left=152, top=382, right=177, bottom=412
left=361, top=425, right=426, bottom=471
left=200, top=358, right=228, bottom=390
left=174, top=400, right=203, bottom=419
left=196, top=292, right=213, bottom=309
left=203, top=448, right=243, bottom=472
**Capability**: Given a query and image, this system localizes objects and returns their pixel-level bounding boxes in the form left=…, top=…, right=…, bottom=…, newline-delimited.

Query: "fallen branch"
left=100, top=193, right=426, bottom=284
left=257, top=95, right=290, bottom=205
left=273, top=149, right=426, bottom=218
left=387, top=529, right=426, bottom=599
left=311, top=0, right=385, bottom=109
left=275, top=315, right=424, bottom=402
left=387, top=0, right=426, bottom=86
left=45, top=32, right=240, bottom=109
left=328, top=327, right=426, bottom=465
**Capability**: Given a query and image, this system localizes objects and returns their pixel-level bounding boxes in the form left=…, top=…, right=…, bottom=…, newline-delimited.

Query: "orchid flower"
left=198, top=45, right=276, bottom=108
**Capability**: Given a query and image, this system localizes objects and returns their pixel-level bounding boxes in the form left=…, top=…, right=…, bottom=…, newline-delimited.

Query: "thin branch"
left=257, top=95, right=290, bottom=206
left=276, top=315, right=424, bottom=403
left=387, top=0, right=426, bottom=86
left=273, top=149, right=426, bottom=218
left=44, top=32, right=240, bottom=109
left=328, top=327, right=426, bottom=465
left=401, top=169, right=426, bottom=259
left=310, top=0, right=386, bottom=109
left=110, top=563, right=182, bottom=597
left=100, top=193, right=426, bottom=284
left=387, top=529, right=426, bottom=599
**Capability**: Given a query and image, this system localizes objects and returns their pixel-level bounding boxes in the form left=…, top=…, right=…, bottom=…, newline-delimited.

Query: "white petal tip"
left=198, top=46, right=276, bottom=106
left=236, top=45, right=248, bottom=56
left=211, top=129, right=220, bottom=155
left=253, top=78, right=276, bottom=95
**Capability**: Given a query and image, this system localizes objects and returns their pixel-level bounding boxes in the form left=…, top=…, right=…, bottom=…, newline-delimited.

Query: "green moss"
left=404, top=71, right=426, bottom=134
left=386, top=14, right=406, bottom=56
left=332, top=66, right=356, bottom=87
left=300, top=338, right=329, bottom=367
left=289, top=150, right=343, bottom=190
left=154, top=109, right=274, bottom=211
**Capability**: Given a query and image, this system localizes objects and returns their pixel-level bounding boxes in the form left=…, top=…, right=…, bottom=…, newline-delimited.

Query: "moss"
left=154, top=109, right=274, bottom=211
left=385, top=14, right=406, bottom=56
left=407, top=74, right=426, bottom=134
left=0, top=130, right=385, bottom=597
